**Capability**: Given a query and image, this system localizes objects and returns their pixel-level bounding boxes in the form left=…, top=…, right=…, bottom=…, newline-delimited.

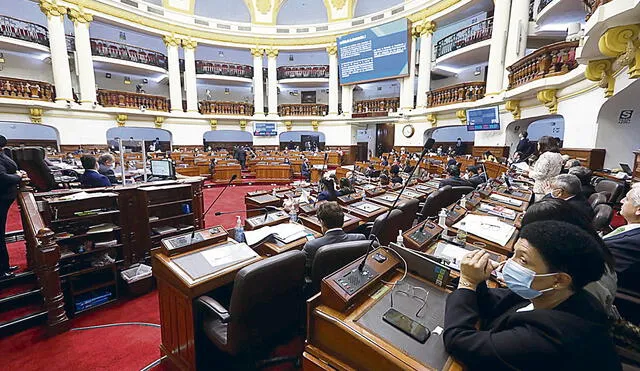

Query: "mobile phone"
left=382, top=308, right=430, bottom=343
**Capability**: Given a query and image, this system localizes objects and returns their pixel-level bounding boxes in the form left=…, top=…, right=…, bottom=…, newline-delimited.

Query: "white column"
left=182, top=39, right=198, bottom=113
left=327, top=44, right=339, bottom=115
left=341, top=85, right=353, bottom=115
left=266, top=48, right=279, bottom=116
left=40, top=3, right=73, bottom=104
left=503, top=0, right=530, bottom=88
left=401, top=35, right=418, bottom=110
left=163, top=35, right=182, bottom=113
left=415, top=21, right=435, bottom=109
left=69, top=9, right=96, bottom=105
left=251, top=48, right=265, bottom=115
left=486, top=0, right=512, bottom=94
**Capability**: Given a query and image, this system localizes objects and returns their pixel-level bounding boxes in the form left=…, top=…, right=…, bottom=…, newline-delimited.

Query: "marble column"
left=182, top=38, right=198, bottom=113
left=401, top=34, right=418, bottom=110
left=503, top=0, right=530, bottom=88
left=163, top=35, right=183, bottom=113
left=327, top=44, right=339, bottom=115
left=485, top=0, right=512, bottom=94
left=415, top=20, right=435, bottom=109
left=251, top=48, right=265, bottom=115
left=68, top=8, right=96, bottom=105
left=39, top=1, right=73, bottom=103
left=341, top=85, right=353, bottom=115
left=266, top=48, right=279, bottom=116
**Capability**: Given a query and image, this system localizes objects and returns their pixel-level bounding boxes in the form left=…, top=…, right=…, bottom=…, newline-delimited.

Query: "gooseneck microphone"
left=358, top=138, right=436, bottom=272
left=191, top=174, right=237, bottom=243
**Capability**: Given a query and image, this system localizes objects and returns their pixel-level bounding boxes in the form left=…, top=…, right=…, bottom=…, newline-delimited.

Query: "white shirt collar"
left=324, top=228, right=343, bottom=234
left=516, top=303, right=535, bottom=312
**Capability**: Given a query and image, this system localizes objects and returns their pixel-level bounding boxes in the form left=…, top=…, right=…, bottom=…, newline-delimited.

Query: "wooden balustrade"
left=277, top=65, right=329, bottom=79
left=199, top=101, right=254, bottom=115
left=585, top=0, right=612, bottom=20
left=278, top=103, right=328, bottom=116
left=0, top=14, right=48, bottom=46
left=90, top=38, right=168, bottom=69
left=435, top=18, right=493, bottom=59
left=426, top=82, right=485, bottom=107
left=97, top=89, right=170, bottom=111
left=537, top=0, right=554, bottom=13
left=195, top=60, right=253, bottom=78
left=0, top=76, right=55, bottom=101
left=506, top=41, right=579, bottom=90
left=352, top=97, right=400, bottom=117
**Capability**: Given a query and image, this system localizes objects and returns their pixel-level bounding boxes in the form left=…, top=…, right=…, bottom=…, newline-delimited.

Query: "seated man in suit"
left=302, top=202, right=366, bottom=274
left=390, top=167, right=403, bottom=185
left=79, top=155, right=111, bottom=189
left=439, top=165, right=472, bottom=188
left=545, top=174, right=594, bottom=220
left=604, top=185, right=640, bottom=292
left=301, top=157, right=311, bottom=181
left=97, top=153, right=117, bottom=185
left=568, top=166, right=595, bottom=199
left=465, top=165, right=487, bottom=188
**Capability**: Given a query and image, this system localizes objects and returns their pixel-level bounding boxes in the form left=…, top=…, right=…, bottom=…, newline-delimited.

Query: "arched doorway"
left=0, top=121, right=61, bottom=150
left=279, top=131, right=326, bottom=150
left=504, top=114, right=565, bottom=156
left=203, top=130, right=253, bottom=151
left=423, top=125, right=475, bottom=154
left=106, top=127, right=172, bottom=152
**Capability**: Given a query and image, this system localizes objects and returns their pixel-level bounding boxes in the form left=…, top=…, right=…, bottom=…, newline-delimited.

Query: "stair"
left=0, top=270, right=47, bottom=337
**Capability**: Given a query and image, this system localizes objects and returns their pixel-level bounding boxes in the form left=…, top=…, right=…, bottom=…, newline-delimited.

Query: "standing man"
left=237, top=145, right=247, bottom=170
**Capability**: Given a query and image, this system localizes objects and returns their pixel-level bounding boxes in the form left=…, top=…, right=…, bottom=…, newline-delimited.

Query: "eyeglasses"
left=392, top=283, right=429, bottom=318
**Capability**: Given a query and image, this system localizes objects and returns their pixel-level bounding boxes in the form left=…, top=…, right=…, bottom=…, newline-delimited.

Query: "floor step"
left=0, top=271, right=36, bottom=290
left=0, top=288, right=42, bottom=312
left=0, top=310, right=47, bottom=338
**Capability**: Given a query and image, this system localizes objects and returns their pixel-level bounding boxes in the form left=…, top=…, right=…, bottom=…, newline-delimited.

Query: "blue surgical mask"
left=502, top=259, right=556, bottom=299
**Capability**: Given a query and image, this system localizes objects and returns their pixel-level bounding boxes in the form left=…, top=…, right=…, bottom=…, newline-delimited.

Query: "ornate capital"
left=413, top=19, right=436, bottom=38
left=30, top=108, right=43, bottom=124
left=256, top=0, right=271, bottom=14
left=312, top=120, right=319, bottom=131
left=239, top=119, right=247, bottom=131
left=67, top=7, right=93, bottom=24
left=210, top=119, right=218, bottom=130
left=426, top=113, right=437, bottom=127
left=182, top=38, right=197, bottom=50
left=505, top=100, right=521, bottom=120
left=39, top=0, right=67, bottom=18
left=266, top=48, right=279, bottom=58
left=585, top=59, right=616, bottom=98
left=326, top=44, right=338, bottom=56
left=116, top=114, right=127, bottom=127
left=536, top=89, right=558, bottom=114
left=456, top=110, right=466, bottom=125
left=250, top=48, right=264, bottom=58
left=284, top=120, right=292, bottom=131
left=154, top=116, right=164, bottom=128
left=331, top=0, right=347, bottom=10
left=163, top=34, right=180, bottom=48
left=598, top=24, right=640, bottom=79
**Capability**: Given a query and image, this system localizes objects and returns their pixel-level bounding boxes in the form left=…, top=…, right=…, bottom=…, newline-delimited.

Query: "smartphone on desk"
left=382, top=308, right=430, bottom=343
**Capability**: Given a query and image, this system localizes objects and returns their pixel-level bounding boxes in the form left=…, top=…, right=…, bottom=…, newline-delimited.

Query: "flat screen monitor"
left=150, top=159, right=174, bottom=177
left=253, top=122, right=277, bottom=137
left=466, top=106, right=500, bottom=131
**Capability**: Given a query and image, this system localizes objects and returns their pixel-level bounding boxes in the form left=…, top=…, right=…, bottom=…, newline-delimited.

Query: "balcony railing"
left=0, top=77, right=55, bottom=101
left=277, top=65, right=329, bottom=80
left=435, top=18, right=493, bottom=59
left=90, top=38, right=168, bottom=69
left=352, top=97, right=400, bottom=117
left=278, top=103, right=328, bottom=116
left=585, top=0, right=612, bottom=20
left=507, top=41, right=578, bottom=90
left=97, top=89, right=170, bottom=112
left=200, top=101, right=254, bottom=115
left=195, top=60, right=253, bottom=79
left=427, top=82, right=485, bottom=107
left=66, top=34, right=75, bottom=52
left=0, top=15, right=48, bottom=47
left=538, top=0, right=554, bottom=13
left=529, top=0, right=535, bottom=20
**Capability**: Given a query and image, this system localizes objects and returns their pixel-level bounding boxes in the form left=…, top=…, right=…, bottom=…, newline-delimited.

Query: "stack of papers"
left=490, top=194, right=523, bottom=207
left=244, top=223, right=308, bottom=246
left=433, top=242, right=470, bottom=270
left=479, top=203, right=516, bottom=220
left=453, top=214, right=516, bottom=246
left=86, top=223, right=117, bottom=234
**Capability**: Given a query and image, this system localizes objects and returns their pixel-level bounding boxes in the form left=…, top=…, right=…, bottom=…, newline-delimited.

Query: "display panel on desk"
left=337, top=18, right=410, bottom=85
left=253, top=122, right=277, bottom=136
left=466, top=106, right=500, bottom=131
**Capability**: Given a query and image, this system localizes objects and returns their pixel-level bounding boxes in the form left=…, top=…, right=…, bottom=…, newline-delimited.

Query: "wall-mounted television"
left=466, top=106, right=500, bottom=131
left=253, top=122, right=277, bottom=136
left=301, top=91, right=316, bottom=103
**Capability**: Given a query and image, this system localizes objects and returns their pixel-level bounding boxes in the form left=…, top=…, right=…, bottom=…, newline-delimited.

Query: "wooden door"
left=356, top=142, right=368, bottom=162
left=376, top=123, right=394, bottom=156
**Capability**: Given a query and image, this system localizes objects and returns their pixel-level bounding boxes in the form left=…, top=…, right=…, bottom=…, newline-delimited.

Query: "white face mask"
left=503, top=259, right=557, bottom=299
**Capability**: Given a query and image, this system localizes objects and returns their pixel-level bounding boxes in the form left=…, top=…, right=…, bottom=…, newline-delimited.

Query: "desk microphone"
left=358, top=138, right=436, bottom=272
left=214, top=205, right=279, bottom=218
left=192, top=174, right=237, bottom=243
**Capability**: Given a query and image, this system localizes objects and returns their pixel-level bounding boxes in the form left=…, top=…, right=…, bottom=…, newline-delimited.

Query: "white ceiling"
left=277, top=0, right=328, bottom=25
left=194, top=0, right=251, bottom=23
left=354, top=0, right=404, bottom=18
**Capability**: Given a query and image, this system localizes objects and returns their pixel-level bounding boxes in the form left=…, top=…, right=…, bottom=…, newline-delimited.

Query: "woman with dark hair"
left=529, top=135, right=563, bottom=201
left=317, top=178, right=339, bottom=201
left=521, top=198, right=617, bottom=315
left=444, top=221, right=621, bottom=371
left=482, top=151, right=497, bottom=162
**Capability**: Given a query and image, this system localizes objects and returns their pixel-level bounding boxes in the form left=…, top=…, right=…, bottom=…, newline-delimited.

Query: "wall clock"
left=402, top=124, right=415, bottom=138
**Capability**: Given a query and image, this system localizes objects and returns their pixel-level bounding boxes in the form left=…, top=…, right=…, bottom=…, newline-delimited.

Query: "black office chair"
left=595, top=179, right=625, bottom=204
left=11, top=147, right=57, bottom=191
left=451, top=186, right=475, bottom=201
left=369, top=209, right=404, bottom=245
left=196, top=250, right=305, bottom=367
left=417, top=185, right=454, bottom=222
left=592, top=204, right=613, bottom=232
left=588, top=192, right=608, bottom=210
left=395, top=198, right=420, bottom=227
left=308, top=240, right=376, bottom=296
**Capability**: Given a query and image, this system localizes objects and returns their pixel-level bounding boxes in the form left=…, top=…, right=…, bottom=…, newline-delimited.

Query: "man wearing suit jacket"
left=545, top=174, right=594, bottom=220
left=301, top=157, right=311, bottom=181
left=302, top=202, right=366, bottom=274
left=79, top=155, right=111, bottom=189
left=0, top=135, right=26, bottom=278
left=604, top=185, right=640, bottom=292
left=439, top=165, right=472, bottom=188
left=97, top=153, right=117, bottom=185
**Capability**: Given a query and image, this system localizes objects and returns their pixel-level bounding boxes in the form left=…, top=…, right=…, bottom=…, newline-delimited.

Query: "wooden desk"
left=244, top=210, right=289, bottom=231
left=310, top=168, right=324, bottom=183
left=212, top=164, right=241, bottom=184
left=336, top=191, right=365, bottom=206
left=244, top=194, right=280, bottom=217
left=368, top=192, right=412, bottom=209
left=448, top=223, right=518, bottom=256
left=484, top=193, right=529, bottom=212
left=299, top=213, right=362, bottom=233
left=255, top=164, right=292, bottom=182
left=560, top=148, right=605, bottom=170
left=153, top=240, right=262, bottom=371
left=343, top=201, right=390, bottom=222
left=256, top=227, right=321, bottom=257
left=176, top=166, right=201, bottom=177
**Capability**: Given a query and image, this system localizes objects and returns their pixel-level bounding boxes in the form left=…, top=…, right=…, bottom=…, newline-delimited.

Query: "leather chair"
left=369, top=209, right=404, bottom=245
left=196, top=250, right=306, bottom=359
left=588, top=192, right=607, bottom=210
left=451, top=186, right=475, bottom=201
left=594, top=179, right=624, bottom=204
left=308, top=240, right=377, bottom=296
left=592, top=204, right=613, bottom=232
left=417, top=185, right=454, bottom=222
left=11, top=147, right=57, bottom=191
left=396, top=198, right=420, bottom=227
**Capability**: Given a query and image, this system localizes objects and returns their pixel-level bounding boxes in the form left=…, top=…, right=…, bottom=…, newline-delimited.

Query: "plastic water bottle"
left=362, top=192, right=367, bottom=202
left=272, top=188, right=277, bottom=197
left=438, top=208, right=448, bottom=229
left=460, top=195, right=467, bottom=209
left=396, top=230, right=404, bottom=247
left=456, top=221, right=468, bottom=244
left=289, top=208, right=297, bottom=223
left=234, top=216, right=245, bottom=243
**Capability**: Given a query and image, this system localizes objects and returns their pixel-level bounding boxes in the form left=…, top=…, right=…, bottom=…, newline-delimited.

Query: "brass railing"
left=200, top=101, right=254, bottom=115
left=353, top=97, right=400, bottom=114
left=277, top=65, right=329, bottom=79
left=278, top=103, right=328, bottom=116
left=0, top=77, right=55, bottom=101
left=507, top=41, right=579, bottom=90
left=427, top=82, right=485, bottom=107
left=97, top=89, right=170, bottom=111
left=195, top=60, right=253, bottom=78
left=90, top=38, right=168, bottom=69
left=435, top=18, right=493, bottom=59
left=585, top=0, right=612, bottom=20
left=0, top=14, right=48, bottom=46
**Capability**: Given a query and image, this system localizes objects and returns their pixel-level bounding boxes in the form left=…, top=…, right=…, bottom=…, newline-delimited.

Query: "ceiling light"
left=289, top=54, right=294, bottom=61
left=124, top=76, right=131, bottom=85
left=105, top=73, right=112, bottom=78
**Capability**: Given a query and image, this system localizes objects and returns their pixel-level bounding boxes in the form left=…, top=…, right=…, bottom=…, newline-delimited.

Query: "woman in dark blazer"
left=444, top=221, right=621, bottom=371
left=0, top=135, right=26, bottom=279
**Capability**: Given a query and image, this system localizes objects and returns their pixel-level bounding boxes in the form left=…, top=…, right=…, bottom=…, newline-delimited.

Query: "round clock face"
left=402, top=124, right=415, bottom=138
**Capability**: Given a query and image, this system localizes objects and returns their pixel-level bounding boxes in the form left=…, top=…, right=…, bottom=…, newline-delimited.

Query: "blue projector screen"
left=337, top=19, right=410, bottom=85
left=466, top=106, right=500, bottom=131
left=253, top=122, right=277, bottom=136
